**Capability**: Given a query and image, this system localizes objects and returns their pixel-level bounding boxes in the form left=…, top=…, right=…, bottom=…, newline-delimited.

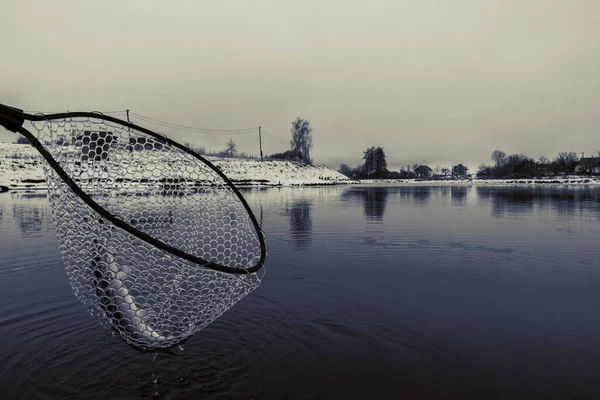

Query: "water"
left=1, top=185, right=600, bottom=399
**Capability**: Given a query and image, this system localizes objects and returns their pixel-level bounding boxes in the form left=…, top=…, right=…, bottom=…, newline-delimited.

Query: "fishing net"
left=0, top=105, right=266, bottom=351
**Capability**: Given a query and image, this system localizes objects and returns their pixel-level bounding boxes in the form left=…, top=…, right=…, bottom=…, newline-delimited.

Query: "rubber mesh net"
left=29, top=115, right=264, bottom=350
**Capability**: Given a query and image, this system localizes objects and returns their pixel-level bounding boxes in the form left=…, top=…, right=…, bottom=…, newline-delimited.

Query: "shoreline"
left=3, top=178, right=600, bottom=194
left=357, top=178, right=600, bottom=186
left=0, top=143, right=354, bottom=190
left=2, top=143, right=600, bottom=192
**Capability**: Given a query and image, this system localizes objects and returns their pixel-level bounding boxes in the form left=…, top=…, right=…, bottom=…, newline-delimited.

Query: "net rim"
left=18, top=111, right=266, bottom=275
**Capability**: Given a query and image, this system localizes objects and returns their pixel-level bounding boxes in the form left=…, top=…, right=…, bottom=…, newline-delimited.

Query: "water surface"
left=1, top=185, right=600, bottom=399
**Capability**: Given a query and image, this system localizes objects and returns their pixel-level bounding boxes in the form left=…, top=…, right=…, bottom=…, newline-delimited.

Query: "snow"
left=0, top=143, right=46, bottom=190
left=0, top=142, right=353, bottom=190
left=211, top=158, right=352, bottom=186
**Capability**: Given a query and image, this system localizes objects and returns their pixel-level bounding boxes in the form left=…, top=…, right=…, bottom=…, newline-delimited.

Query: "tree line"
left=338, top=147, right=392, bottom=179
left=181, top=117, right=316, bottom=162
left=336, top=145, right=595, bottom=180
left=183, top=139, right=257, bottom=159
left=12, top=117, right=594, bottom=180
left=337, top=147, right=470, bottom=180
left=266, top=117, right=314, bottom=163
left=188, top=117, right=316, bottom=163
left=477, top=150, right=584, bottom=178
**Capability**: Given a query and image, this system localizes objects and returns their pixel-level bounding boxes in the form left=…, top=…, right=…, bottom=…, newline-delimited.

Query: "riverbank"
left=359, top=177, right=600, bottom=186
left=3, top=142, right=600, bottom=192
left=0, top=142, right=353, bottom=190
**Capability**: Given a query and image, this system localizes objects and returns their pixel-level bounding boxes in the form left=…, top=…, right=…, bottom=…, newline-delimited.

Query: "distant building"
left=575, top=157, right=600, bottom=175
left=414, top=165, right=433, bottom=178
left=537, top=163, right=555, bottom=177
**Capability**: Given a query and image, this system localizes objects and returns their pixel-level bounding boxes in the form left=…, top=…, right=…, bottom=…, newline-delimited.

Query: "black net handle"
left=0, top=104, right=266, bottom=275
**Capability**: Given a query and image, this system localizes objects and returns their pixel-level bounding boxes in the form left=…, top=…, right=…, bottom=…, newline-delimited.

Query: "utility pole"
left=126, top=109, right=132, bottom=134
left=259, top=126, right=263, bottom=161
left=126, top=109, right=132, bottom=152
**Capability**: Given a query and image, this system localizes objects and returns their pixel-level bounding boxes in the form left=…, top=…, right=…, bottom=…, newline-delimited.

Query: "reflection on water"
left=6, top=193, right=53, bottom=238
left=13, top=205, right=46, bottom=237
left=286, top=200, right=312, bottom=249
left=476, top=186, right=600, bottom=219
left=387, top=186, right=434, bottom=205
left=439, top=186, right=449, bottom=198
left=342, top=185, right=600, bottom=222
left=451, top=186, right=467, bottom=205
left=3, top=185, right=600, bottom=399
left=342, top=187, right=389, bottom=221
left=410, top=186, right=431, bottom=205
left=477, top=187, right=535, bottom=218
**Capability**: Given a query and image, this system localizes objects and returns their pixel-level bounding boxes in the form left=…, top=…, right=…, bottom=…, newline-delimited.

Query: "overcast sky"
left=1, top=0, right=599, bottom=171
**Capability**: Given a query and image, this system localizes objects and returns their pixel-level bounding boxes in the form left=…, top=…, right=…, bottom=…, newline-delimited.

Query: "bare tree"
left=435, top=165, right=441, bottom=175
left=196, top=146, right=206, bottom=155
left=538, top=155, right=549, bottom=164
left=338, top=163, right=352, bottom=177
left=477, top=163, right=492, bottom=178
left=290, top=117, right=313, bottom=164
left=225, top=139, right=237, bottom=157
left=185, top=142, right=206, bottom=155
left=491, top=150, right=506, bottom=167
left=555, top=151, right=579, bottom=173
left=441, top=167, right=450, bottom=176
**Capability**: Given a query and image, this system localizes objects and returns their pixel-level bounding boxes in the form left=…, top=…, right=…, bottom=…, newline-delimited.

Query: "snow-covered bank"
left=0, top=143, right=46, bottom=190
left=211, top=158, right=352, bottom=186
left=0, top=142, right=353, bottom=190
left=3, top=142, right=600, bottom=192
left=359, top=178, right=600, bottom=186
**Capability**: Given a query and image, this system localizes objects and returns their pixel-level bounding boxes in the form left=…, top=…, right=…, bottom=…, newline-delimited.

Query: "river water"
left=1, top=185, right=600, bottom=399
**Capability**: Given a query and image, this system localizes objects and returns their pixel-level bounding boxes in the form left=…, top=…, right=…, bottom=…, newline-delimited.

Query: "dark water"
left=1, top=185, right=600, bottom=399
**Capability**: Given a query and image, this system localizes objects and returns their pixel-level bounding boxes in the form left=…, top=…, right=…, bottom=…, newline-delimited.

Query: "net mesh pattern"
left=29, top=115, right=264, bottom=350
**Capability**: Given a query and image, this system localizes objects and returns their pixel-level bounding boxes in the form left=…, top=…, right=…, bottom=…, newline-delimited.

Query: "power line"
left=130, top=112, right=258, bottom=134
left=103, top=110, right=128, bottom=115
left=263, top=135, right=287, bottom=144
left=132, top=113, right=255, bottom=133
left=262, top=130, right=287, bottom=141
left=262, top=130, right=288, bottom=144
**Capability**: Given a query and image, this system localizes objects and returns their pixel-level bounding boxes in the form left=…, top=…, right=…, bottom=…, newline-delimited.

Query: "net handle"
left=0, top=104, right=265, bottom=274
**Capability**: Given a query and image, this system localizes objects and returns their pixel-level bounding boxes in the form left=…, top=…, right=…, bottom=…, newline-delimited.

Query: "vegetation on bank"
left=336, top=148, right=599, bottom=180
left=4, top=115, right=599, bottom=182
left=475, top=150, right=587, bottom=179
left=337, top=147, right=470, bottom=180
left=184, top=117, right=315, bottom=164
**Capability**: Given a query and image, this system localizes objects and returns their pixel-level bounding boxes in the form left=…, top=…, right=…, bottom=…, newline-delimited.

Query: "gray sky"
left=1, top=0, right=599, bottom=171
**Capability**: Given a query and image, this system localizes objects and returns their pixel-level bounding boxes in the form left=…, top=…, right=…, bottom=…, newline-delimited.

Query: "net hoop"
left=17, top=111, right=266, bottom=275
